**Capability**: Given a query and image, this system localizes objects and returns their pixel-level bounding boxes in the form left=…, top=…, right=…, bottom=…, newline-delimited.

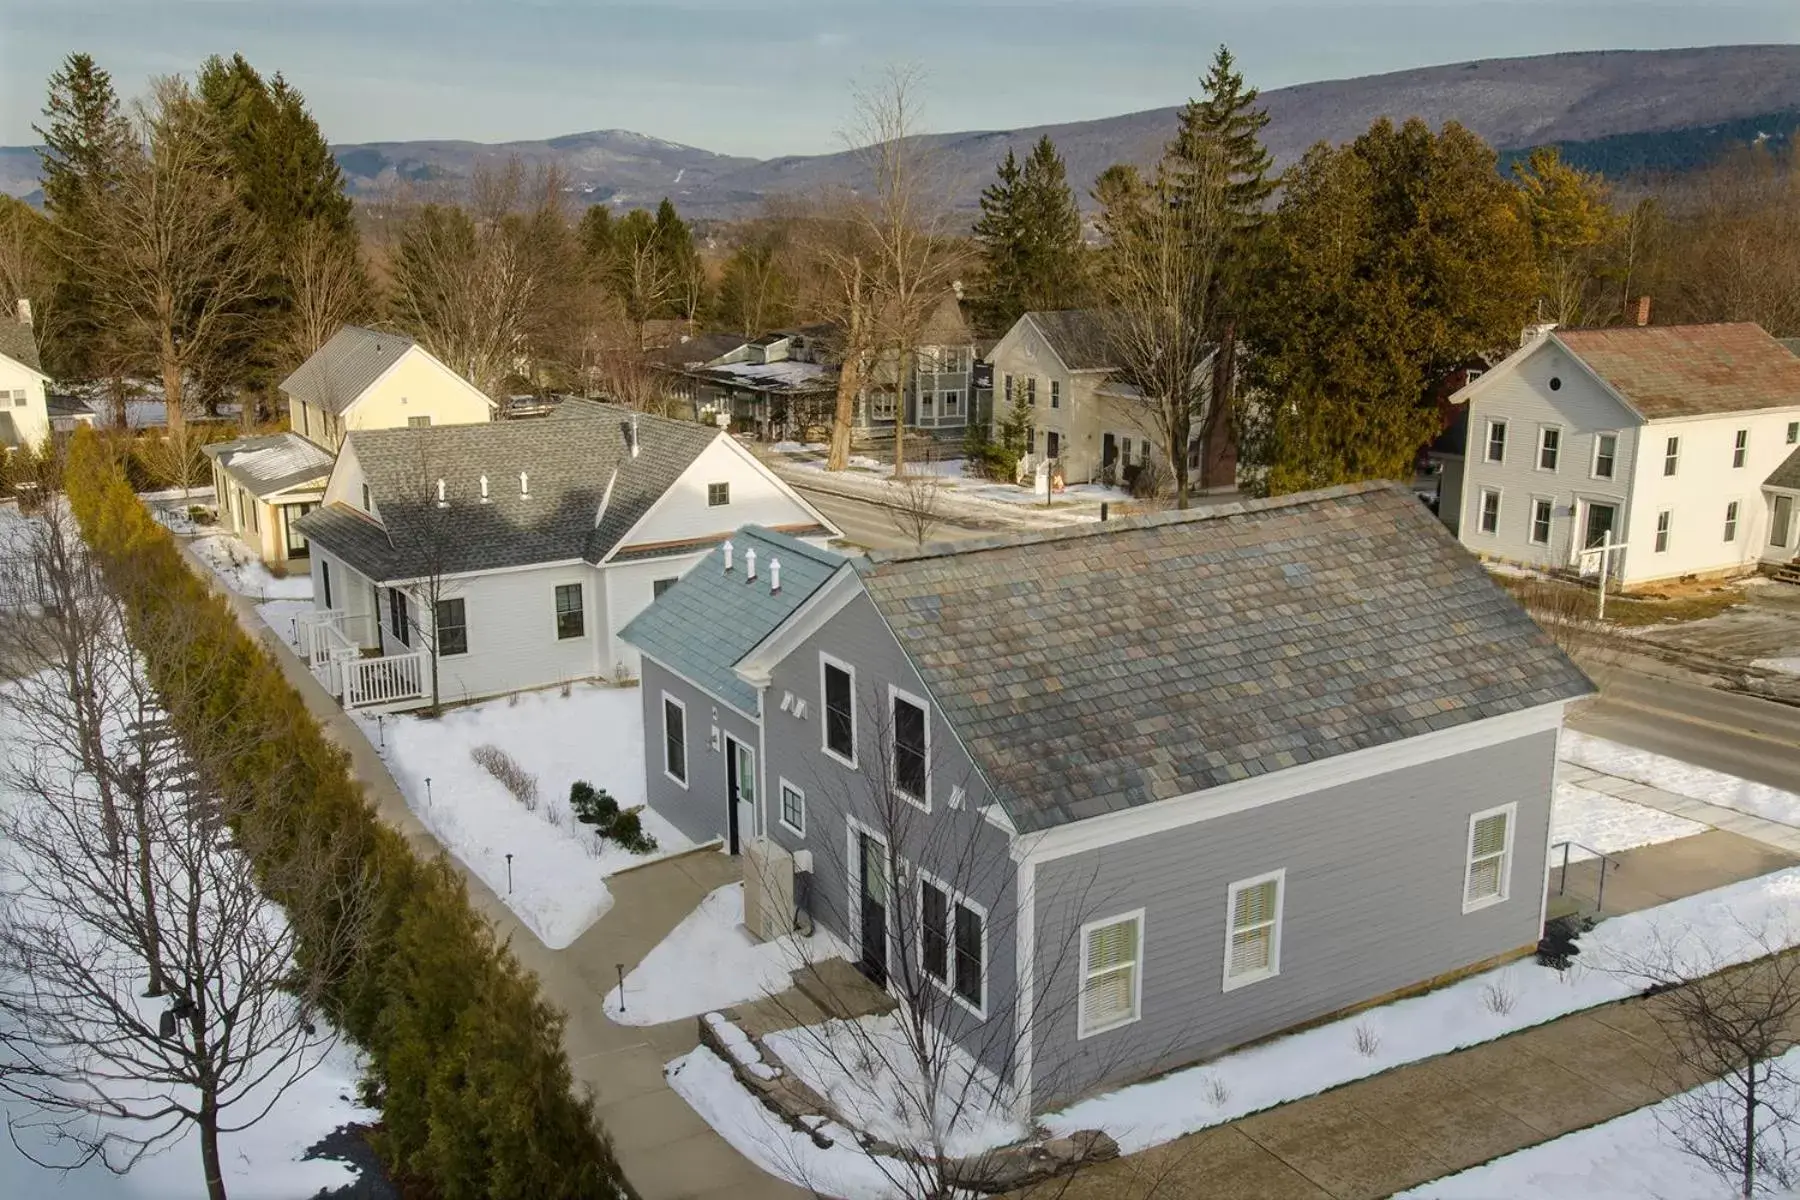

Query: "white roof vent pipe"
left=479, top=475, right=490, bottom=503
left=769, top=557, right=781, bottom=595
left=629, top=413, right=641, bottom=459
left=723, top=541, right=734, bottom=573
left=744, top=547, right=757, bottom=582
left=519, top=471, right=530, bottom=499
left=435, top=478, right=448, bottom=509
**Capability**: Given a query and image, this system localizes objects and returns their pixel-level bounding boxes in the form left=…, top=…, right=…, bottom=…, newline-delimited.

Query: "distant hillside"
left=4, top=45, right=1797, bottom=218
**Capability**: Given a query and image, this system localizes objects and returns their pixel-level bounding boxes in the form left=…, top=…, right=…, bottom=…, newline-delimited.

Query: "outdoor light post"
left=506, top=853, right=514, bottom=895
left=616, top=963, right=626, bottom=1013
left=424, top=776, right=432, bottom=808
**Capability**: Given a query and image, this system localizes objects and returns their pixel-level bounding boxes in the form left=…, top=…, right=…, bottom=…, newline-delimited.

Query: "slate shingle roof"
left=1027, top=310, right=1120, bottom=371
left=293, top=401, right=720, bottom=581
left=281, top=326, right=472, bottom=415
left=861, top=481, right=1594, bottom=834
left=0, top=319, right=44, bottom=374
left=202, top=432, right=335, bottom=497
left=621, top=527, right=845, bottom=713
left=1554, top=324, right=1800, bottom=420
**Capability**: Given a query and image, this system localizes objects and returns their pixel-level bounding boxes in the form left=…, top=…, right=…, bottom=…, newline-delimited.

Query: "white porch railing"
left=342, top=650, right=428, bottom=710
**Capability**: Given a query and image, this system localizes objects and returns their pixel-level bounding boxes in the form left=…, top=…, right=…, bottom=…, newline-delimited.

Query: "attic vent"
left=435, top=478, right=448, bottom=509
left=479, top=474, right=490, bottom=503
left=723, top=540, right=734, bottom=573
left=744, top=547, right=757, bottom=582
left=519, top=471, right=530, bottom=499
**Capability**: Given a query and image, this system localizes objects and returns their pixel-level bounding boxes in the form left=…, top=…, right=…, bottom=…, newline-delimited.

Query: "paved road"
left=800, top=484, right=1008, bottom=552
left=1569, top=658, right=1800, bottom=794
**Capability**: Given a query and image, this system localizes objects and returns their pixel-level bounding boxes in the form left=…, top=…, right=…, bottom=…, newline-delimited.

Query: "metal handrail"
left=1551, top=839, right=1626, bottom=914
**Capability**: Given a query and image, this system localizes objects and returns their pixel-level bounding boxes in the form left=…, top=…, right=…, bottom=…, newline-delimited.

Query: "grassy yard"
left=1495, top=572, right=1747, bottom=628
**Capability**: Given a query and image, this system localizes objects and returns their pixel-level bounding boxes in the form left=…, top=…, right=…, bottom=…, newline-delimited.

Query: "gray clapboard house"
left=624, top=483, right=1592, bottom=1114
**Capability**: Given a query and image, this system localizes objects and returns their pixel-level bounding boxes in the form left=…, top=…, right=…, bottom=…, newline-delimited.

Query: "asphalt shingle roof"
left=1554, top=324, right=1800, bottom=420
left=1027, top=310, right=1119, bottom=372
left=203, top=432, right=335, bottom=497
left=1769, top=445, right=1800, bottom=491
left=293, top=401, right=720, bottom=581
left=861, top=481, right=1594, bottom=834
left=0, top=319, right=44, bottom=374
left=1780, top=337, right=1800, bottom=359
left=621, top=527, right=845, bottom=713
left=281, top=326, right=436, bottom=415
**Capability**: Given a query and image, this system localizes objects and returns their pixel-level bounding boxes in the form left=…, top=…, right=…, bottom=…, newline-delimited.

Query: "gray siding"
left=762, top=592, right=1020, bottom=1081
left=1031, top=729, right=1557, bottom=1108
left=639, top=657, right=758, bottom=848
left=1459, top=343, right=1641, bottom=572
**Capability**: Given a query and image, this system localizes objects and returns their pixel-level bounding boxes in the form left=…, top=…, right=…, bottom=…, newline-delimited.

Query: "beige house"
left=984, top=309, right=1236, bottom=491
left=205, top=326, right=497, bottom=568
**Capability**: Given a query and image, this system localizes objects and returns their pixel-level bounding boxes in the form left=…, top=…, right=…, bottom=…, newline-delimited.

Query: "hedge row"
left=63, top=432, right=634, bottom=1200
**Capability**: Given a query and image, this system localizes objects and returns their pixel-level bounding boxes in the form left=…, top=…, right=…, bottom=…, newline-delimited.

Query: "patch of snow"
left=1563, top=729, right=1800, bottom=828
left=706, top=360, right=834, bottom=389
left=1042, top=865, right=1800, bottom=1154
left=256, top=598, right=313, bottom=654
left=1752, top=656, right=1800, bottom=674
left=705, top=1013, right=780, bottom=1081
left=354, top=684, right=695, bottom=949
left=1552, top=778, right=1707, bottom=862
left=605, top=883, right=849, bottom=1025
left=1394, top=1046, right=1800, bottom=1199
left=765, top=1013, right=1028, bottom=1158
left=186, top=534, right=313, bottom=600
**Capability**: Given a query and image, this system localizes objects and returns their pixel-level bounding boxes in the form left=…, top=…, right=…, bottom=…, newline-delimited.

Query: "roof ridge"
left=735, top=524, right=844, bottom=566
left=867, top=480, right=1402, bottom=566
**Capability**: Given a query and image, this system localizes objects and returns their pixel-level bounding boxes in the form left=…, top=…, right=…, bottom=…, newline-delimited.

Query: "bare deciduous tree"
left=885, top=449, right=947, bottom=550
left=282, top=217, right=368, bottom=366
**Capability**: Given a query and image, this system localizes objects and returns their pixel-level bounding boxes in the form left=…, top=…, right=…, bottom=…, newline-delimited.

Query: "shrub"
left=186, top=504, right=215, bottom=526
left=568, top=781, right=619, bottom=828
left=471, top=744, right=539, bottom=812
left=607, top=810, right=658, bottom=855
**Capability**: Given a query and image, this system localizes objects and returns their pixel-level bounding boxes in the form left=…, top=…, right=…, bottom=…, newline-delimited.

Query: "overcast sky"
left=1, top=1, right=1795, bottom=154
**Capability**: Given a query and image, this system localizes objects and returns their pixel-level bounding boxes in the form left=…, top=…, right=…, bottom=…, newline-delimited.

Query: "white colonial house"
left=1439, top=322, right=1800, bottom=589
left=205, top=326, right=496, bottom=569
left=290, top=400, right=840, bottom=711
left=0, top=301, right=54, bottom=455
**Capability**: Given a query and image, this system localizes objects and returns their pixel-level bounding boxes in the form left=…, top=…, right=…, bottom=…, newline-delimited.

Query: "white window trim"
left=1590, top=432, right=1619, bottom=480
left=1484, top=419, right=1507, bottom=464
left=819, top=652, right=858, bottom=770
left=553, top=582, right=585, bottom=641
left=1654, top=509, right=1672, bottom=553
left=661, top=692, right=689, bottom=790
left=707, top=481, right=731, bottom=506
left=1527, top=497, right=1553, bottom=546
left=1733, top=429, right=1749, bottom=469
left=777, top=777, right=806, bottom=838
left=1077, top=908, right=1145, bottom=1040
left=1724, top=500, right=1741, bottom=543
left=1462, top=801, right=1517, bottom=914
left=844, top=815, right=891, bottom=978
left=917, top=869, right=988, bottom=1019
left=1663, top=435, right=1681, bottom=477
left=1535, top=425, right=1561, bottom=472
left=888, top=683, right=932, bottom=812
left=1221, top=868, right=1286, bottom=993
left=1477, top=487, right=1502, bottom=536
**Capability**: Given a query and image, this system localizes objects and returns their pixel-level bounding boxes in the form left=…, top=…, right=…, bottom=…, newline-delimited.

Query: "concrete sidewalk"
left=188, top=546, right=805, bottom=1200
left=1564, top=761, right=1800, bottom=856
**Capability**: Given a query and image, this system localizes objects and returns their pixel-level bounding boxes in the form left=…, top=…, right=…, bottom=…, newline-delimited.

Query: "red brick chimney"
left=1635, top=295, right=1652, bottom=327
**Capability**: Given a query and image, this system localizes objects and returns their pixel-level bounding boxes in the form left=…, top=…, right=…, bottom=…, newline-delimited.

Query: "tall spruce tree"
left=34, top=53, right=134, bottom=381
left=972, top=137, right=1084, bottom=336
left=651, top=197, right=704, bottom=324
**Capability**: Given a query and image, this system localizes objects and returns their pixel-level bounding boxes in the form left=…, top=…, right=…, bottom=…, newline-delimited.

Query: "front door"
left=1772, top=495, right=1794, bottom=550
left=1583, top=501, right=1619, bottom=549
left=857, top=832, right=888, bottom=987
left=724, top=738, right=754, bottom=855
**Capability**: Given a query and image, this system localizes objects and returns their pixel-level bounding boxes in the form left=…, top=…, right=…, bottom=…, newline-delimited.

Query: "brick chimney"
left=1635, top=295, right=1652, bottom=327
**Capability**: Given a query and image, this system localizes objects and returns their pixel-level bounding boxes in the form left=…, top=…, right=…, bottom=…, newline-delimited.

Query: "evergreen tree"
left=971, top=148, right=1023, bottom=333
left=651, top=197, right=704, bottom=323
left=34, top=52, right=134, bottom=380
left=972, top=137, right=1085, bottom=336
left=1168, top=45, right=1276, bottom=219
left=1513, top=146, right=1623, bottom=325
left=1242, top=118, right=1537, bottom=494
left=577, top=205, right=614, bottom=264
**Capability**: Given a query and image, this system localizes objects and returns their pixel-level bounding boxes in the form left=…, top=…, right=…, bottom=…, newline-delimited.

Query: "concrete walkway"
left=187, top=547, right=806, bottom=1200
left=1564, top=761, right=1800, bottom=856
left=1550, top=828, right=1796, bottom=919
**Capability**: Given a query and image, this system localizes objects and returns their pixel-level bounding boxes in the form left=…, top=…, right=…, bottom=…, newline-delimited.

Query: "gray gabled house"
left=625, top=482, right=1592, bottom=1114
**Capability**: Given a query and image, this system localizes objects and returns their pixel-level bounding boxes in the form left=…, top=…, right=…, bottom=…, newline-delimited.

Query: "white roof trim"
left=733, top=563, right=863, bottom=686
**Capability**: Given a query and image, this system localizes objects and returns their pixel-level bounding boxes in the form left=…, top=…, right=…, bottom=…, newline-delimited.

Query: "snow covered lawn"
left=1563, top=729, right=1800, bottom=829
left=1753, top=656, right=1800, bottom=675
left=605, top=882, right=849, bottom=1025
left=1552, top=778, right=1707, bottom=861
left=186, top=533, right=313, bottom=601
left=1393, top=1046, right=1800, bottom=1199
left=256, top=597, right=313, bottom=654
left=355, top=684, right=695, bottom=948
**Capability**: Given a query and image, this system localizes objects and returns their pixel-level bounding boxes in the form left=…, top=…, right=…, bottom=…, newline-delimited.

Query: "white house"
left=291, top=400, right=841, bottom=710
left=0, top=301, right=53, bottom=455
left=205, top=326, right=497, bottom=569
left=1441, top=322, right=1800, bottom=589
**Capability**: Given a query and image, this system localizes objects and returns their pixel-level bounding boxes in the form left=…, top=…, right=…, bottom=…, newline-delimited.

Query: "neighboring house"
left=0, top=301, right=55, bottom=455
left=861, top=290, right=982, bottom=451
left=984, top=309, right=1235, bottom=491
left=623, top=481, right=1591, bottom=1114
left=204, top=326, right=498, bottom=569
left=1442, top=322, right=1800, bottom=588
left=291, top=401, right=840, bottom=711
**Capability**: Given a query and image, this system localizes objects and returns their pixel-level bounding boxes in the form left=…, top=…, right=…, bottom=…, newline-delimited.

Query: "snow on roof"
left=701, top=360, right=835, bottom=392
left=203, top=432, right=335, bottom=496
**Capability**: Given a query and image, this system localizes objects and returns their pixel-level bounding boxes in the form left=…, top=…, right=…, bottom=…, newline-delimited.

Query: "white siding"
left=613, top=436, right=830, bottom=551
left=0, top=353, right=50, bottom=452
left=423, top=563, right=601, bottom=704
left=602, top=554, right=709, bottom=680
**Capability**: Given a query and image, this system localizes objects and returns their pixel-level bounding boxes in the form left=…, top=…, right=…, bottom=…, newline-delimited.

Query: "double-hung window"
left=891, top=688, right=929, bottom=808
left=554, top=583, right=584, bottom=639
left=1223, top=870, right=1284, bottom=990
left=1664, top=436, right=1680, bottom=477
left=435, top=598, right=468, bottom=656
left=1724, top=501, right=1740, bottom=543
left=662, top=694, right=688, bottom=786
left=1655, top=510, right=1672, bottom=553
left=1463, top=804, right=1515, bottom=911
left=1733, top=429, right=1749, bottom=469
left=821, top=655, right=856, bottom=766
left=1484, top=420, right=1507, bottom=463
left=1529, top=498, right=1553, bottom=546
left=1537, top=426, right=1560, bottom=471
left=1789, top=422, right=1799, bottom=446
left=1078, top=911, right=1143, bottom=1037
left=1478, top=489, right=1501, bottom=535
left=1592, top=433, right=1618, bottom=480
left=920, top=877, right=986, bottom=1014
left=1050, top=380, right=1061, bottom=409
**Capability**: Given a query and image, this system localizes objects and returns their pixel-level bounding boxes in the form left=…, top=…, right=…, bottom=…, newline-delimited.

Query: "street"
left=799, top=483, right=1011, bottom=552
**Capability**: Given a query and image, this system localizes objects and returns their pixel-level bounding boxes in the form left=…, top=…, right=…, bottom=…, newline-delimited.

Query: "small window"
left=920, top=878, right=986, bottom=1014
left=554, top=583, right=584, bottom=639
left=408, top=415, right=432, bottom=428
left=1529, top=498, right=1552, bottom=545
left=652, top=577, right=678, bottom=599
left=1223, top=870, right=1284, bottom=990
left=707, top=482, right=730, bottom=507
left=1724, top=501, right=1740, bottom=543
left=320, top=560, right=333, bottom=609
left=662, top=694, right=688, bottom=786
left=1655, top=510, right=1671, bottom=553
left=1592, top=433, right=1618, bottom=479
left=1537, top=427, right=1560, bottom=471
left=1026, top=377, right=1038, bottom=407
left=387, top=587, right=410, bottom=647
left=1003, top=374, right=1014, bottom=404
left=1478, top=489, right=1501, bottom=535
left=778, top=779, right=805, bottom=837
left=1078, top=911, right=1143, bottom=1038
left=891, top=689, right=929, bottom=808
left=361, top=482, right=372, bottom=511
left=1050, top=380, right=1061, bottom=409
left=1788, top=422, right=1798, bottom=446
left=1485, top=420, right=1507, bottom=463
left=1733, top=429, right=1749, bottom=468
left=435, top=597, right=467, bottom=656
left=299, top=404, right=310, bottom=438
left=821, top=655, right=856, bottom=766
left=1464, top=804, right=1515, bottom=911
left=1664, top=436, right=1680, bottom=477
